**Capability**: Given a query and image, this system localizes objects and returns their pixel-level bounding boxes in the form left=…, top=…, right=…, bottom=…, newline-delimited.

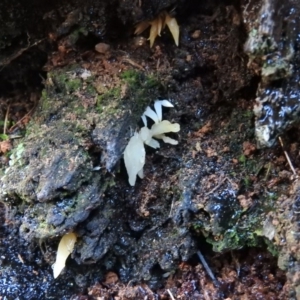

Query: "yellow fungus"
left=165, top=14, right=179, bottom=46
left=52, top=232, right=77, bottom=278
left=135, top=11, right=179, bottom=47
left=134, top=21, right=149, bottom=35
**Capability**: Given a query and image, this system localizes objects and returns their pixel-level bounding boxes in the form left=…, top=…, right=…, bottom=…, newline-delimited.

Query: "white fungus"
left=124, top=100, right=180, bottom=186
left=124, top=131, right=146, bottom=186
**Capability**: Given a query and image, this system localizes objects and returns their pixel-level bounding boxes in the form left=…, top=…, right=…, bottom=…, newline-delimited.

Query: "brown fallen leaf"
left=242, top=141, right=256, bottom=156
left=0, top=140, right=12, bottom=154
left=193, top=120, right=212, bottom=137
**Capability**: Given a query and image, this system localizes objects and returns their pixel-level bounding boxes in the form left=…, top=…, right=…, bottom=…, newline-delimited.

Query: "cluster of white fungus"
left=124, top=100, right=180, bottom=186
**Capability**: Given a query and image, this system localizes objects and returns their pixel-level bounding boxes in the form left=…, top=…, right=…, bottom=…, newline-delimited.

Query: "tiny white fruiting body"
left=124, top=132, right=146, bottom=186
left=124, top=100, right=180, bottom=186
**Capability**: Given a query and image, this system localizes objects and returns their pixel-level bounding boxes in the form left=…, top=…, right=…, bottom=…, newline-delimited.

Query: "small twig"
left=156, top=58, right=160, bottom=70
left=197, top=250, right=220, bottom=288
left=206, top=176, right=229, bottom=195
left=125, top=279, right=134, bottom=288
left=18, top=253, right=25, bottom=264
left=8, top=103, right=36, bottom=133
left=3, top=104, right=10, bottom=135
left=169, top=198, right=175, bottom=218
left=206, top=177, right=226, bottom=195
left=167, top=289, right=176, bottom=300
left=264, top=162, right=271, bottom=180
left=278, top=136, right=297, bottom=177
left=143, top=284, right=156, bottom=298
left=122, top=57, right=144, bottom=70
left=0, top=34, right=44, bottom=70
left=121, top=279, right=134, bottom=299
left=206, top=176, right=237, bottom=196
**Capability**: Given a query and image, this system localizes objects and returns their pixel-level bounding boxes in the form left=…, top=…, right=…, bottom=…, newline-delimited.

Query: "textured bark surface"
left=1, top=0, right=300, bottom=298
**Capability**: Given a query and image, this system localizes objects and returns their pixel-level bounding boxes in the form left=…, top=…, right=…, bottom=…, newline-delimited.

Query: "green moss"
left=121, top=69, right=164, bottom=116
left=121, top=69, right=162, bottom=94
left=204, top=189, right=278, bottom=252
left=7, top=143, right=25, bottom=168
left=97, top=87, right=121, bottom=107
left=264, top=237, right=279, bottom=257
left=191, top=221, right=205, bottom=234
left=120, top=69, right=140, bottom=84
left=243, top=176, right=251, bottom=189
left=207, top=220, right=263, bottom=252
left=66, top=78, right=82, bottom=93
left=41, top=89, right=48, bottom=100
left=39, top=92, right=51, bottom=113
left=73, top=104, right=85, bottom=116
left=241, top=110, right=254, bottom=118
left=238, top=156, right=262, bottom=190
left=51, top=68, right=83, bottom=94
left=144, top=75, right=159, bottom=88
left=182, top=104, right=279, bottom=253
left=95, top=82, right=123, bottom=116
left=85, top=82, right=98, bottom=96
left=238, top=154, right=246, bottom=164
left=94, top=69, right=164, bottom=123
left=75, top=123, right=87, bottom=132
left=246, top=29, right=277, bottom=56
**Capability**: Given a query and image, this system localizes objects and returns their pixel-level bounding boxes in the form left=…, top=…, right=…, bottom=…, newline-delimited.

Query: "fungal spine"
left=135, top=11, right=179, bottom=47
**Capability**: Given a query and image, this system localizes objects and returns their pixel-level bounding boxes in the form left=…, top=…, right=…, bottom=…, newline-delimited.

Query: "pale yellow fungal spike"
left=134, top=11, right=179, bottom=47
left=157, top=14, right=163, bottom=37
left=124, top=132, right=146, bottom=186
left=52, top=232, right=77, bottom=279
left=134, top=21, right=150, bottom=35
left=148, top=19, right=159, bottom=47
left=150, top=120, right=180, bottom=137
left=165, top=13, right=179, bottom=46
